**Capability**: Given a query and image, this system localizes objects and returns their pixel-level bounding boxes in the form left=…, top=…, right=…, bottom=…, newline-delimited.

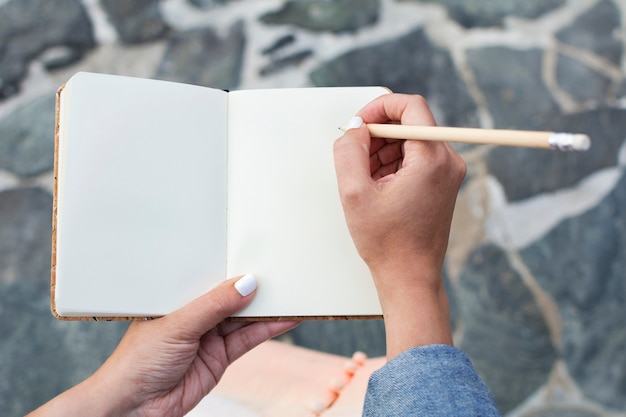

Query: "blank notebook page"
left=226, top=87, right=388, bottom=317
left=54, top=73, right=228, bottom=317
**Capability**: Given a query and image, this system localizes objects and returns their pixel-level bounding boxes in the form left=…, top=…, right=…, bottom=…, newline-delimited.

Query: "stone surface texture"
left=0, top=94, right=56, bottom=177
left=260, top=0, right=380, bottom=33
left=1, top=1, right=625, bottom=416
left=0, top=0, right=95, bottom=99
left=457, top=244, right=557, bottom=415
left=100, top=0, right=171, bottom=44
left=156, top=22, right=245, bottom=90
left=405, top=0, right=566, bottom=28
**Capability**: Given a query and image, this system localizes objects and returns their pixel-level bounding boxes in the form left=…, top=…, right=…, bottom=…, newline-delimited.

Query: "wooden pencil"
left=342, top=123, right=591, bottom=151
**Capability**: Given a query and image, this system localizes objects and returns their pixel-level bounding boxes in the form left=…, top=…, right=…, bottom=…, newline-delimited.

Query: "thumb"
left=167, top=274, right=257, bottom=339
left=334, top=116, right=374, bottom=201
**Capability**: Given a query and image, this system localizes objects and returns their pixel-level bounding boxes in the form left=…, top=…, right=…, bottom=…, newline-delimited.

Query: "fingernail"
left=352, top=351, right=368, bottom=366
left=329, top=375, right=348, bottom=392
left=343, top=360, right=358, bottom=375
left=306, top=390, right=338, bottom=414
left=345, top=116, right=363, bottom=130
left=306, top=399, right=326, bottom=414
left=234, top=274, right=257, bottom=297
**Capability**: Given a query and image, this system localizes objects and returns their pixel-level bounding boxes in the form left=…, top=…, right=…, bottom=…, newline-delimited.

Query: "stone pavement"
left=1, top=0, right=626, bottom=415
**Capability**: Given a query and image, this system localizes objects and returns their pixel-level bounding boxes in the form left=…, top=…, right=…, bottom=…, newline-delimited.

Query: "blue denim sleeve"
left=362, top=344, right=500, bottom=416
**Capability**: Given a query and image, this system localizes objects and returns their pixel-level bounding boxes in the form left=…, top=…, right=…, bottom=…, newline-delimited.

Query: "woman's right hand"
left=333, top=94, right=466, bottom=358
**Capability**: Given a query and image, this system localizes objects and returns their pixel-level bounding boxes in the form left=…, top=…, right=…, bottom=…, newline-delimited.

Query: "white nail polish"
left=345, top=116, right=363, bottom=130
left=234, top=274, right=257, bottom=296
left=306, top=399, right=326, bottom=413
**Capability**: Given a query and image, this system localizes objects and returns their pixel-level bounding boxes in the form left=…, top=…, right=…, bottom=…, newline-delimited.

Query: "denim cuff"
left=362, top=344, right=501, bottom=417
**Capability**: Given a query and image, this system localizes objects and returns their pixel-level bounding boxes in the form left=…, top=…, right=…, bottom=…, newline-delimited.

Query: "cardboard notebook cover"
left=52, top=72, right=388, bottom=321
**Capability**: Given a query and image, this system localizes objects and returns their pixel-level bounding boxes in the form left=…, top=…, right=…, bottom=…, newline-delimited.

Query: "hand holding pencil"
left=335, top=93, right=587, bottom=361
left=335, top=94, right=465, bottom=358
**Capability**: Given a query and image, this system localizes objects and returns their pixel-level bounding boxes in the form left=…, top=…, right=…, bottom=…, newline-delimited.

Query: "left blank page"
left=54, top=72, right=228, bottom=317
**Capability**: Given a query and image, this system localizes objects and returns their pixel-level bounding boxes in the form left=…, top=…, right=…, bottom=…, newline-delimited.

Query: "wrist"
left=370, top=255, right=444, bottom=298
left=369, top=259, right=453, bottom=360
left=26, top=371, right=128, bottom=417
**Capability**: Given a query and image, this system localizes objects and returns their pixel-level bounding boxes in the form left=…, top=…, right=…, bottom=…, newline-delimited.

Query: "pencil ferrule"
left=549, top=133, right=572, bottom=151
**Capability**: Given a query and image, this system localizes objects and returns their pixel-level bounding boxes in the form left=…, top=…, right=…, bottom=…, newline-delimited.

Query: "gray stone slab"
left=0, top=0, right=95, bottom=99
left=259, top=49, right=313, bottom=76
left=260, top=0, right=379, bottom=33
left=100, top=0, right=170, bottom=44
left=556, top=53, right=613, bottom=104
left=468, top=46, right=558, bottom=130
left=188, top=0, right=235, bottom=9
left=486, top=108, right=626, bottom=202
left=456, top=244, right=557, bottom=414
left=288, top=319, right=386, bottom=358
left=0, top=187, right=129, bottom=416
left=310, top=28, right=479, bottom=128
left=261, top=34, right=297, bottom=56
left=520, top=172, right=626, bottom=410
left=401, top=0, right=565, bottom=28
left=0, top=188, right=52, bottom=287
left=0, top=94, right=56, bottom=177
left=556, top=0, right=622, bottom=66
left=156, top=22, right=245, bottom=90
left=0, top=281, right=128, bottom=416
left=523, top=408, right=600, bottom=417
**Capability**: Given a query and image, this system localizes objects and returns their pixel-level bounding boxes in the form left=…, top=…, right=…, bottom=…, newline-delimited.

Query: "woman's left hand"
left=27, top=274, right=300, bottom=417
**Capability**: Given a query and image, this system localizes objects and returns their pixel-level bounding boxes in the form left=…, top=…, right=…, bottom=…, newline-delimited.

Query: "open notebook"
left=52, top=72, right=389, bottom=320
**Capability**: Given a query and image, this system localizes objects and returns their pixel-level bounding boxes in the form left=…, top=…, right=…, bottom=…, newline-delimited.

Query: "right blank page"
left=227, top=87, right=389, bottom=318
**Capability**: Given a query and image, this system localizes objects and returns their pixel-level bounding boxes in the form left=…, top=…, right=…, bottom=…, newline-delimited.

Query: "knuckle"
left=412, top=94, right=428, bottom=107
left=340, top=180, right=368, bottom=209
left=209, top=285, right=239, bottom=317
left=333, top=135, right=346, bottom=152
left=453, top=153, right=467, bottom=184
